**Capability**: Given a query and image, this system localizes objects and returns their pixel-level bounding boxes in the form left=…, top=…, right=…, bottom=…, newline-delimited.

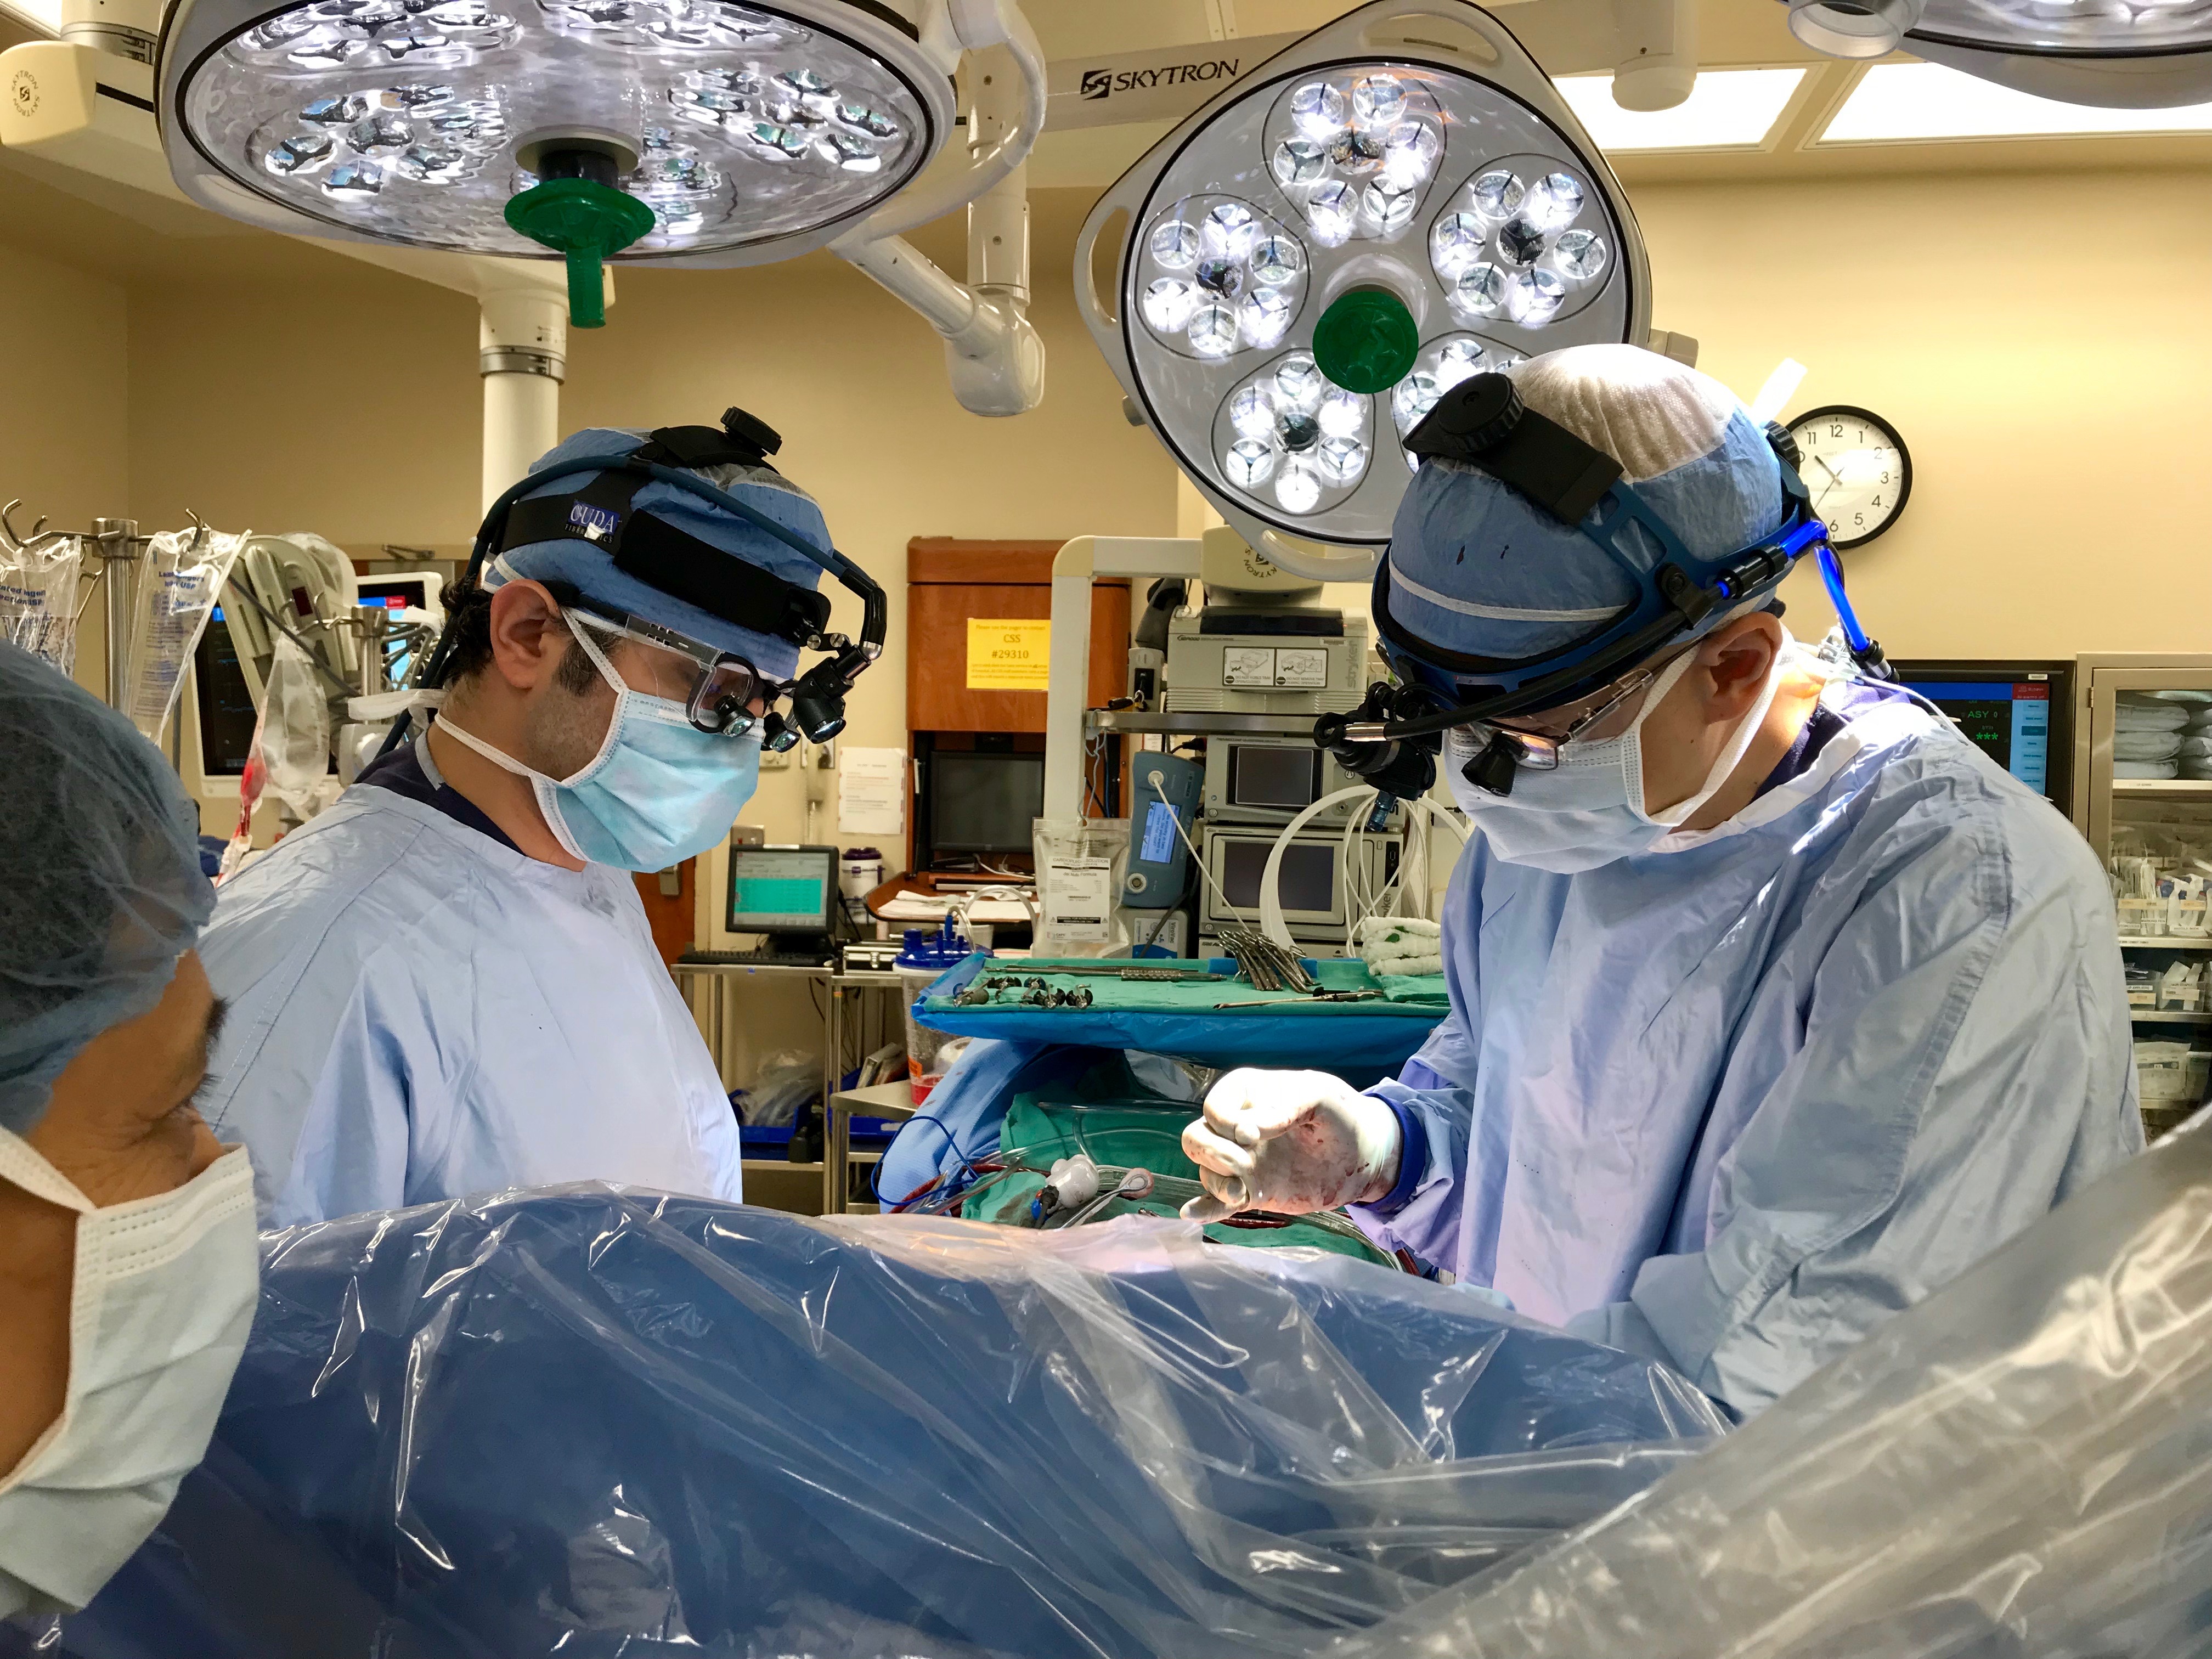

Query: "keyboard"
left=678, top=950, right=834, bottom=967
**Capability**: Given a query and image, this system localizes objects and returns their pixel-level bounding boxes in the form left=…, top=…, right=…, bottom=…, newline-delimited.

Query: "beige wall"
left=1631, top=167, right=2212, bottom=662
left=93, top=164, right=2212, bottom=826
left=0, top=239, right=129, bottom=702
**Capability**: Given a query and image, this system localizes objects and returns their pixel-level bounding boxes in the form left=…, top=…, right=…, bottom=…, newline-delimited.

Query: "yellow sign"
left=966, top=618, right=1051, bottom=691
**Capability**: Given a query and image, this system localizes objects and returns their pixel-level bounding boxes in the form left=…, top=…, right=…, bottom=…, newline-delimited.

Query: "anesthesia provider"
left=0, top=644, right=258, bottom=1616
left=1182, top=346, right=2138, bottom=1416
left=201, top=411, right=867, bottom=1224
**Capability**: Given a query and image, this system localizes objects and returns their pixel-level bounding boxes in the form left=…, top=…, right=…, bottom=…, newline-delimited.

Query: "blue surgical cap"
left=488, top=427, right=832, bottom=681
left=1386, top=345, right=1786, bottom=663
left=0, top=644, right=213, bottom=1133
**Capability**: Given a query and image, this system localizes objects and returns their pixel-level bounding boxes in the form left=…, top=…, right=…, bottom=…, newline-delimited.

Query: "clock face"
left=1786, top=405, right=1911, bottom=550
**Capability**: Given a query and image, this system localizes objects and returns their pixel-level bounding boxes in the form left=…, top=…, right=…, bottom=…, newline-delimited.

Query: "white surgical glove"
left=1179, top=1069, right=1402, bottom=1222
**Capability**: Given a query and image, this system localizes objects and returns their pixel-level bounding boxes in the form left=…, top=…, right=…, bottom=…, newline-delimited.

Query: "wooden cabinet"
left=907, top=538, right=1130, bottom=734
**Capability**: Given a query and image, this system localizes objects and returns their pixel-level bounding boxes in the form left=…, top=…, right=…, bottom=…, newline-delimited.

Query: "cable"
left=1152, top=773, right=1246, bottom=923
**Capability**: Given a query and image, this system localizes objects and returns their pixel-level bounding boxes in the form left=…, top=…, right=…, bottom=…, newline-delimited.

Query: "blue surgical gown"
left=1353, top=690, right=2142, bottom=1416
left=198, top=787, right=744, bottom=1225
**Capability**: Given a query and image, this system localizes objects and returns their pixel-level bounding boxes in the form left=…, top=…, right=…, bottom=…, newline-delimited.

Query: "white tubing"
left=1259, top=786, right=1378, bottom=949
left=1259, top=789, right=1471, bottom=950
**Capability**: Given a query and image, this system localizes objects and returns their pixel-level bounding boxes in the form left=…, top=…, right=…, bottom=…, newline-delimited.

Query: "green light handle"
left=566, top=249, right=605, bottom=330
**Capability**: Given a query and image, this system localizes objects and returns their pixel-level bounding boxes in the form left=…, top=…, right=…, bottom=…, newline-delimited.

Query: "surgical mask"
left=0, top=1132, right=258, bottom=1615
left=436, top=613, right=762, bottom=872
left=1448, top=634, right=1791, bottom=875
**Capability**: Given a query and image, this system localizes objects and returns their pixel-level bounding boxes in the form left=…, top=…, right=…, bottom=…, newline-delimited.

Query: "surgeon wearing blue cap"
left=1183, top=346, right=2140, bottom=1417
left=199, top=411, right=858, bottom=1225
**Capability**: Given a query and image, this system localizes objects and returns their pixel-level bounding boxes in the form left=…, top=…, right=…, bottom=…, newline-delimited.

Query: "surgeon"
left=0, top=644, right=259, bottom=1616
left=1182, top=346, right=2140, bottom=1417
left=201, top=410, right=874, bottom=1224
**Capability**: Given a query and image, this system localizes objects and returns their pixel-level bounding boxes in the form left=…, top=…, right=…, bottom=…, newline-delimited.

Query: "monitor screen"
left=356, top=580, right=429, bottom=611
left=1219, top=838, right=1337, bottom=915
left=1228, top=743, right=1323, bottom=811
left=930, top=752, right=1044, bottom=853
left=727, top=847, right=834, bottom=933
left=1896, top=674, right=2057, bottom=798
left=193, top=607, right=258, bottom=778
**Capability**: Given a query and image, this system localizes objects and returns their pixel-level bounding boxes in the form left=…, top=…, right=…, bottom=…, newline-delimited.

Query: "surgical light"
left=1782, top=0, right=2212, bottom=107
left=1080, top=0, right=1648, bottom=581
left=157, top=0, right=970, bottom=321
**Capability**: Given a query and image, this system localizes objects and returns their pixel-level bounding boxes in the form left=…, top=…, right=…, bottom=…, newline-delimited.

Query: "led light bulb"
left=1142, top=277, right=1198, bottom=334
left=323, top=161, right=383, bottom=197
left=1271, top=137, right=1328, bottom=186
left=1187, top=301, right=1240, bottom=357
left=1276, top=461, right=1322, bottom=513
left=1452, top=261, right=1506, bottom=317
left=1508, top=267, right=1566, bottom=324
left=1193, top=255, right=1244, bottom=300
left=1249, top=234, right=1304, bottom=286
left=1429, top=211, right=1486, bottom=278
left=1393, top=370, right=1439, bottom=427
left=1361, top=177, right=1415, bottom=232
left=1306, top=180, right=1357, bottom=244
left=266, top=132, right=334, bottom=172
left=1238, top=287, right=1293, bottom=348
left=1553, top=228, right=1607, bottom=282
left=1277, top=409, right=1321, bottom=451
left=1230, top=383, right=1276, bottom=439
left=1204, top=200, right=1259, bottom=259
left=1150, top=219, right=1200, bottom=270
left=1434, top=337, right=1487, bottom=385
left=1469, top=169, right=1523, bottom=222
left=819, top=131, right=880, bottom=171
left=1496, top=216, right=1547, bottom=267
left=1380, top=120, right=1437, bottom=187
left=1225, top=438, right=1277, bottom=488
left=1317, top=387, right=1363, bottom=437
left=1523, top=171, right=1585, bottom=232
left=1318, top=435, right=1368, bottom=484
left=1274, top=354, right=1323, bottom=411
left=1350, top=72, right=1406, bottom=129
left=1290, top=80, right=1347, bottom=140
left=395, top=143, right=470, bottom=180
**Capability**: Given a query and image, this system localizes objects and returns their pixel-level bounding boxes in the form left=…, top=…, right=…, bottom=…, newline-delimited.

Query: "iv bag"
left=123, top=527, right=244, bottom=743
left=0, top=535, right=84, bottom=677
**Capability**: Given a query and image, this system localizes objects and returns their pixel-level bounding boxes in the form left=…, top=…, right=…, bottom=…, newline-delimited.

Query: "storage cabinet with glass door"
left=2073, top=655, right=2212, bottom=1141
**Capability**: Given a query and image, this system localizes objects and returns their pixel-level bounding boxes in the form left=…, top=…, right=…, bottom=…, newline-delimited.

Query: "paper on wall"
left=837, top=746, right=906, bottom=836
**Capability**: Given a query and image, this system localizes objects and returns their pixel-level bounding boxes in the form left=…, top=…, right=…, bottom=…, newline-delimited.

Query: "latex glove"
left=1179, top=1069, right=1402, bottom=1222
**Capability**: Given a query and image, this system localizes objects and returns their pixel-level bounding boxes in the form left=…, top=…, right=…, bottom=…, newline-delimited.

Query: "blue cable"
left=873, top=1112, right=988, bottom=1208
left=1815, top=541, right=1871, bottom=658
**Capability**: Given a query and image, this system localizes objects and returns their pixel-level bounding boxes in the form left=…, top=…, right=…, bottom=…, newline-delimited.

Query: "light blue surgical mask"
left=437, top=613, right=761, bottom=872
left=1446, top=637, right=1790, bottom=875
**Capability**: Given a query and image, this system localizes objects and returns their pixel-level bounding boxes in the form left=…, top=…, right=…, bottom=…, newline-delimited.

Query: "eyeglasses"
left=1463, top=650, right=1686, bottom=771
left=569, top=608, right=793, bottom=737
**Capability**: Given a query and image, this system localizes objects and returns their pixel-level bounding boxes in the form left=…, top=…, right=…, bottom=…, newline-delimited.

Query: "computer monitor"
left=1891, top=659, right=2073, bottom=810
left=726, top=844, right=838, bottom=938
left=193, top=606, right=259, bottom=778
left=928, top=750, right=1044, bottom=855
left=1199, top=827, right=1399, bottom=936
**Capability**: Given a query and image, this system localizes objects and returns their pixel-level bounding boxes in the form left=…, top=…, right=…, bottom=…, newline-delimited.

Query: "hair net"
left=487, top=426, right=832, bottom=680
left=1386, top=344, right=1786, bottom=663
left=0, top=643, right=213, bottom=1132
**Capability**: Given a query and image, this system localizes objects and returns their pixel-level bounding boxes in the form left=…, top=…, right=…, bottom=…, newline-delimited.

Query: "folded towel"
left=2117, top=759, right=2181, bottom=780
left=2116, top=731, right=2187, bottom=761
left=2116, top=702, right=2191, bottom=733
